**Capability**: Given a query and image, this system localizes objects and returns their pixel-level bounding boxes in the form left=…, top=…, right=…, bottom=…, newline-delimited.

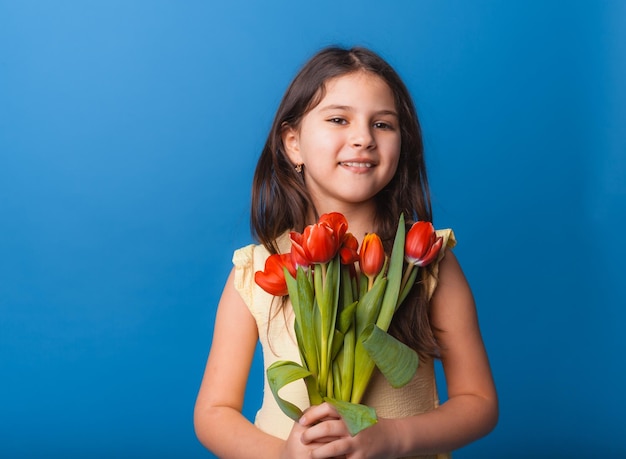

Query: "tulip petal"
left=254, top=269, right=287, bottom=297
left=405, top=221, right=443, bottom=267
left=319, top=212, right=348, bottom=242
left=339, top=232, right=359, bottom=265
left=416, top=235, right=443, bottom=267
left=304, top=223, right=337, bottom=264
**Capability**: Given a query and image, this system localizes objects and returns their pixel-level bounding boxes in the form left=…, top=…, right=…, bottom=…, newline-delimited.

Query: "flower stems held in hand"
left=257, top=212, right=445, bottom=435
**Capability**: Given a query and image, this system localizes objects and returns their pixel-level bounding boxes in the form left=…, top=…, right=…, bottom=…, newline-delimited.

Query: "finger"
left=300, top=402, right=340, bottom=426
left=308, top=437, right=350, bottom=459
left=300, top=419, right=350, bottom=445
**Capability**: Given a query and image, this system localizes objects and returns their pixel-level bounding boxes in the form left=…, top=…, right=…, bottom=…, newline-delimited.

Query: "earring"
left=295, top=163, right=303, bottom=173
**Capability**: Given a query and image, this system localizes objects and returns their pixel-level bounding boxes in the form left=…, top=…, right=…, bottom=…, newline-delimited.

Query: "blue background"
left=1, top=1, right=624, bottom=458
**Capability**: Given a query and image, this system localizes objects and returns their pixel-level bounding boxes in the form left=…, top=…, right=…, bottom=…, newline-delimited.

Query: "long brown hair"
left=251, top=46, right=439, bottom=359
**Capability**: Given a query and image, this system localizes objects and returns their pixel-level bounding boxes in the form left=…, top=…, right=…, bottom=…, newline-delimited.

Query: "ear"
left=281, top=125, right=303, bottom=166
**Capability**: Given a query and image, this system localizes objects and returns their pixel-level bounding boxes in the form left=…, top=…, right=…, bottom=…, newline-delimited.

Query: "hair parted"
left=250, top=46, right=439, bottom=358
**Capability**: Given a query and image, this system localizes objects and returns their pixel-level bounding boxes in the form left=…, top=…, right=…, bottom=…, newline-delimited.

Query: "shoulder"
left=231, top=243, right=269, bottom=308
left=430, top=250, right=473, bottom=311
left=232, top=233, right=292, bottom=271
left=429, top=249, right=479, bottom=345
left=230, top=234, right=291, bottom=317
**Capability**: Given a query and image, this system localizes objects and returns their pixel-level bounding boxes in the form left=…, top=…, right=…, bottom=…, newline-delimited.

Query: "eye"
left=328, top=117, right=347, bottom=125
left=374, top=121, right=395, bottom=130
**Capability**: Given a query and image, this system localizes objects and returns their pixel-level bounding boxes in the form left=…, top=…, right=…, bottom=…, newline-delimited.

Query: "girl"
left=194, top=46, right=498, bottom=459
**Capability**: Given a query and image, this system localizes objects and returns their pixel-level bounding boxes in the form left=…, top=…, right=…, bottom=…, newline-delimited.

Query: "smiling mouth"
left=340, top=162, right=374, bottom=168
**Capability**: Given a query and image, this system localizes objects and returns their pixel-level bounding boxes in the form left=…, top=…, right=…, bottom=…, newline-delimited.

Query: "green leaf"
left=350, top=339, right=375, bottom=404
left=267, top=360, right=321, bottom=421
left=397, top=265, right=419, bottom=307
left=376, top=214, right=406, bottom=332
left=332, top=359, right=342, bottom=400
left=324, top=397, right=378, bottom=436
left=340, top=264, right=355, bottom=307
left=337, top=301, right=357, bottom=334
left=340, top=325, right=355, bottom=401
left=355, top=276, right=386, bottom=337
left=315, top=257, right=341, bottom=396
left=330, top=328, right=344, bottom=362
left=360, top=324, right=419, bottom=388
left=286, top=267, right=318, bottom=376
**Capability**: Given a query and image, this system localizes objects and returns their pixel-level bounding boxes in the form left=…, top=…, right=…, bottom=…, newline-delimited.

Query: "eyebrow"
left=318, top=104, right=398, bottom=117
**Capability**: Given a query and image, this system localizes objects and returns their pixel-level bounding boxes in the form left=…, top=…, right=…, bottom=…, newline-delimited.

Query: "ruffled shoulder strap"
left=425, top=228, right=456, bottom=300
left=232, top=234, right=291, bottom=307
left=232, top=244, right=257, bottom=308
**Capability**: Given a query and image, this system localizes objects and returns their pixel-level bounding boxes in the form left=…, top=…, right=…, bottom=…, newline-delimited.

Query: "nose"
left=350, top=122, right=375, bottom=149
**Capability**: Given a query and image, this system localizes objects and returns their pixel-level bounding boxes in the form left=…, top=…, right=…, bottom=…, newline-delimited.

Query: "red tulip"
left=319, top=212, right=348, bottom=244
left=359, top=233, right=385, bottom=278
left=339, top=232, right=359, bottom=265
left=255, top=253, right=296, bottom=297
left=301, top=222, right=337, bottom=264
left=289, top=231, right=312, bottom=269
left=405, top=221, right=443, bottom=267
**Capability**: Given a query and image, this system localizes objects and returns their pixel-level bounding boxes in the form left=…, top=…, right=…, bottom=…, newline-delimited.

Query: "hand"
left=298, top=403, right=398, bottom=459
left=281, top=416, right=340, bottom=459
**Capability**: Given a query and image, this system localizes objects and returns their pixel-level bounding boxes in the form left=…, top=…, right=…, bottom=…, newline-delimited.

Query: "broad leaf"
left=376, top=213, right=406, bottom=332
left=324, top=397, right=378, bottom=436
left=267, top=361, right=319, bottom=421
left=360, top=324, right=419, bottom=388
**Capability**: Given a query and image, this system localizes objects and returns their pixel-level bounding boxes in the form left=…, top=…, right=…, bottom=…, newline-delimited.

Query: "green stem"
left=400, top=264, right=414, bottom=295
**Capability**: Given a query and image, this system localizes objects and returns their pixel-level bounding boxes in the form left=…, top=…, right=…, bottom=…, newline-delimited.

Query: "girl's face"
left=283, top=71, right=401, bottom=216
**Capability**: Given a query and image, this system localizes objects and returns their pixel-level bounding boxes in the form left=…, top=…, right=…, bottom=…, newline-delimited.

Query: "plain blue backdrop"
left=1, top=1, right=624, bottom=458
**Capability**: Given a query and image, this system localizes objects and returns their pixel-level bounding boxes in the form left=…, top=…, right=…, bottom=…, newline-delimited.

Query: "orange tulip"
left=255, top=253, right=296, bottom=297
left=359, top=233, right=385, bottom=278
left=405, top=221, right=443, bottom=267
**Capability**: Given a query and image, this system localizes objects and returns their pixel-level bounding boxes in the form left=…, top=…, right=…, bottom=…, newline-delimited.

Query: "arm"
left=299, top=251, right=498, bottom=458
left=194, top=268, right=284, bottom=458
left=194, top=268, right=334, bottom=459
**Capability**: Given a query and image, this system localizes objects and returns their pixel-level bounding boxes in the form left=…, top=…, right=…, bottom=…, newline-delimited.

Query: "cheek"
left=385, top=138, right=402, bottom=168
left=384, top=140, right=402, bottom=181
left=301, top=133, right=341, bottom=161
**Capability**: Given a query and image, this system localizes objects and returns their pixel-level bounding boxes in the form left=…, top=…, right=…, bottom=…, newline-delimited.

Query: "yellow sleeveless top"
left=233, top=230, right=455, bottom=459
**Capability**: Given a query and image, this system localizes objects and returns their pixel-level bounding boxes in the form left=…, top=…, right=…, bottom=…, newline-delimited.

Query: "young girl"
left=194, top=46, right=498, bottom=459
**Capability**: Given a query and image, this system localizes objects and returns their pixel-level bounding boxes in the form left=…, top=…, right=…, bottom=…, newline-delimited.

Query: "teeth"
left=342, top=162, right=373, bottom=168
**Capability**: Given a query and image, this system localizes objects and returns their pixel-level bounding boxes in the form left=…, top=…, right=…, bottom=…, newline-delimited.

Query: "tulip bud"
left=405, top=221, right=443, bottom=267
left=359, top=233, right=385, bottom=279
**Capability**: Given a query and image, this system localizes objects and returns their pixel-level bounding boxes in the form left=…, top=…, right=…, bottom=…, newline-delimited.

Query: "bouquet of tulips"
left=254, top=212, right=443, bottom=435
